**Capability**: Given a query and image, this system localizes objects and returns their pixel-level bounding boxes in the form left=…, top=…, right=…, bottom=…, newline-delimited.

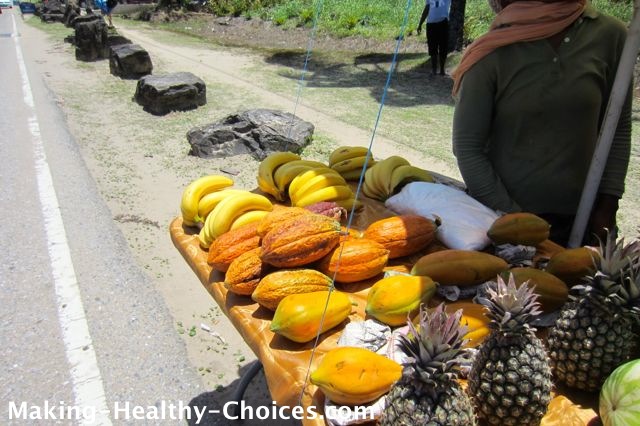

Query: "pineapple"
left=380, top=304, right=476, bottom=426
left=547, top=234, right=640, bottom=392
left=469, top=274, right=552, bottom=425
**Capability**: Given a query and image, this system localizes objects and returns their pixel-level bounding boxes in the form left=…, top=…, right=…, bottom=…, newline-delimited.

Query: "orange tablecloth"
left=170, top=201, right=599, bottom=425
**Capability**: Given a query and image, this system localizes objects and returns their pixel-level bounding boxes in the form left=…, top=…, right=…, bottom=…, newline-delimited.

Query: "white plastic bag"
left=385, top=182, right=499, bottom=250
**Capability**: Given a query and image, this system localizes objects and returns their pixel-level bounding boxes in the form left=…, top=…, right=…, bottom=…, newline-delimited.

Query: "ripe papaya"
left=270, top=291, right=351, bottom=343
left=487, top=212, right=550, bottom=246
left=310, top=347, right=401, bottom=405
left=439, top=302, right=490, bottom=348
left=411, top=250, right=508, bottom=287
left=366, top=275, right=436, bottom=326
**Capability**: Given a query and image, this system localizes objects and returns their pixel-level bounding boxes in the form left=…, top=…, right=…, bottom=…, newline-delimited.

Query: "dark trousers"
left=426, top=19, right=449, bottom=73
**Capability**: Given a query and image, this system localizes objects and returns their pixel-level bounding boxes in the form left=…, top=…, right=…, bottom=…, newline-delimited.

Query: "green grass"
left=206, top=0, right=633, bottom=41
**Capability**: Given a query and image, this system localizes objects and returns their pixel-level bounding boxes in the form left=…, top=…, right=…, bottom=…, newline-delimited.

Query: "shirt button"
left=564, top=37, right=570, bottom=43
left=553, top=57, right=558, bottom=62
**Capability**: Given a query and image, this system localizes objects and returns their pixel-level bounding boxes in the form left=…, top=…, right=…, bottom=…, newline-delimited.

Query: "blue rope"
left=346, top=0, right=414, bottom=232
left=287, top=0, right=326, bottom=139
left=297, top=0, right=415, bottom=412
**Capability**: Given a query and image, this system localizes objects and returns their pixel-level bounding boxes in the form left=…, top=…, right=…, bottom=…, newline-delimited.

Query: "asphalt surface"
left=0, top=9, right=208, bottom=425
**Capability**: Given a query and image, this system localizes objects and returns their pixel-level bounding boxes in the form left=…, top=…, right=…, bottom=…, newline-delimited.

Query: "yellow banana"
left=340, top=168, right=368, bottom=181
left=294, top=185, right=354, bottom=207
left=209, top=192, right=273, bottom=241
left=257, top=152, right=301, bottom=200
left=273, top=161, right=330, bottom=195
left=330, top=155, right=374, bottom=175
left=388, top=165, right=435, bottom=195
left=196, top=189, right=248, bottom=224
left=363, top=164, right=385, bottom=200
left=229, top=209, right=270, bottom=231
left=334, top=197, right=364, bottom=211
left=371, top=156, right=411, bottom=200
left=328, top=146, right=372, bottom=167
left=180, top=175, right=234, bottom=227
left=288, top=168, right=343, bottom=200
left=291, top=172, right=348, bottom=205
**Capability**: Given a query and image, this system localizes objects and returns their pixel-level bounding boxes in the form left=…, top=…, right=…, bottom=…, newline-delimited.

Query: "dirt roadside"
left=19, top=12, right=460, bottom=420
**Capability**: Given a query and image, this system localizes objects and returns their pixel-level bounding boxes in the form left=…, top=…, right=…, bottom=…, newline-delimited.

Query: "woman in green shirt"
left=451, top=0, right=631, bottom=245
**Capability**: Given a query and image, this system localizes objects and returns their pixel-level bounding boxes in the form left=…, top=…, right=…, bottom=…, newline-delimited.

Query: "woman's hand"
left=585, top=194, right=619, bottom=245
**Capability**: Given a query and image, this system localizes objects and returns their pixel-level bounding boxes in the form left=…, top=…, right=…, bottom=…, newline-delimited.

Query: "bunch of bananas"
left=329, top=146, right=376, bottom=181
left=257, top=152, right=327, bottom=202
left=288, top=168, right=360, bottom=210
left=362, top=156, right=435, bottom=201
left=180, top=175, right=235, bottom=226
left=198, top=191, right=273, bottom=248
left=256, top=152, right=360, bottom=209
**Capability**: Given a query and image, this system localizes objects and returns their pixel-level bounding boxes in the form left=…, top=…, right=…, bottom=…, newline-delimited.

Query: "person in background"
left=451, top=0, right=631, bottom=246
left=417, top=0, right=452, bottom=75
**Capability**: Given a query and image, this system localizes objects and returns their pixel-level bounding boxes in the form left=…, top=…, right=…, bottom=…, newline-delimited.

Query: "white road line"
left=12, top=16, right=112, bottom=425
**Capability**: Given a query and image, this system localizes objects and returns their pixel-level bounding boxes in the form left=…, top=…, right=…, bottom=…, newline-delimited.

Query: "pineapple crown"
left=478, top=274, right=542, bottom=335
left=572, top=232, right=640, bottom=315
left=399, top=304, right=469, bottom=384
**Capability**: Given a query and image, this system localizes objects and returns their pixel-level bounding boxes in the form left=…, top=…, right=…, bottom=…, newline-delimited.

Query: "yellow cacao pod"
left=545, top=246, right=598, bottom=285
left=366, top=275, right=436, bottom=326
left=503, top=267, right=569, bottom=312
left=316, top=238, right=389, bottom=283
left=270, top=291, right=351, bottom=343
left=487, top=212, right=550, bottom=246
left=310, top=346, right=401, bottom=405
left=251, top=269, right=333, bottom=311
left=411, top=249, right=509, bottom=287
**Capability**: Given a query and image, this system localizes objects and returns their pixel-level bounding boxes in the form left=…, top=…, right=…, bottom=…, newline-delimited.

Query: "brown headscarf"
left=451, top=0, right=587, bottom=95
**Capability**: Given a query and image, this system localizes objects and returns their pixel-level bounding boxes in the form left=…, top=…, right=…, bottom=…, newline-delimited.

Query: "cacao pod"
left=316, top=238, right=389, bottom=283
left=310, top=347, right=401, bottom=405
left=411, top=249, right=509, bottom=287
left=487, top=212, right=550, bottom=246
left=256, top=206, right=310, bottom=238
left=363, top=214, right=439, bottom=259
left=261, top=214, right=341, bottom=268
left=224, top=247, right=268, bottom=296
left=270, top=290, right=351, bottom=343
left=251, top=269, right=333, bottom=311
left=207, top=222, right=260, bottom=272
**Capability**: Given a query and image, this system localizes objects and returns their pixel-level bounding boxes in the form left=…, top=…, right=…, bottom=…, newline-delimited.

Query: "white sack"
left=385, top=182, right=499, bottom=250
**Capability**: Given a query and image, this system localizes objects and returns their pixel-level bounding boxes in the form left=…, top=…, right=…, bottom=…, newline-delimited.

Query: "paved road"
left=0, top=10, right=208, bottom=424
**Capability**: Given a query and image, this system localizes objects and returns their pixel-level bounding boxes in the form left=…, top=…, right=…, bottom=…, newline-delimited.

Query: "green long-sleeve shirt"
left=452, top=6, right=632, bottom=215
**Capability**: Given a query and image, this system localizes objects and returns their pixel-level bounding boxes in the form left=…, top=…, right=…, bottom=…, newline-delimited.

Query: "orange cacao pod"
left=251, top=269, right=333, bottom=311
left=261, top=214, right=341, bottom=268
left=207, top=222, right=260, bottom=272
left=224, top=247, right=269, bottom=296
left=363, top=215, right=439, bottom=259
left=317, top=238, right=389, bottom=283
left=256, top=206, right=310, bottom=238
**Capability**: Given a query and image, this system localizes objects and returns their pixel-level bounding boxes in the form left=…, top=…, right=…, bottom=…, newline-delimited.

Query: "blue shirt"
left=427, top=0, right=451, bottom=23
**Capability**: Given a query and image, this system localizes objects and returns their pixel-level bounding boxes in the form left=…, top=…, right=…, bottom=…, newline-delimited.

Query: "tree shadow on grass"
left=264, top=50, right=455, bottom=108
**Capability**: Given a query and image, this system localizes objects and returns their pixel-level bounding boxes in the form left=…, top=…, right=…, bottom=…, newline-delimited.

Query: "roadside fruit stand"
left=167, top=149, right=636, bottom=425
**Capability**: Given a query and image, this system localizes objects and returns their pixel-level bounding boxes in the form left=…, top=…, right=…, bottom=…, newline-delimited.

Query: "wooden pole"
left=568, top=1, right=640, bottom=247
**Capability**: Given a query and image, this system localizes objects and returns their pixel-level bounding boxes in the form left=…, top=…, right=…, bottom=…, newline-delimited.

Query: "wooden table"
left=170, top=205, right=599, bottom=425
